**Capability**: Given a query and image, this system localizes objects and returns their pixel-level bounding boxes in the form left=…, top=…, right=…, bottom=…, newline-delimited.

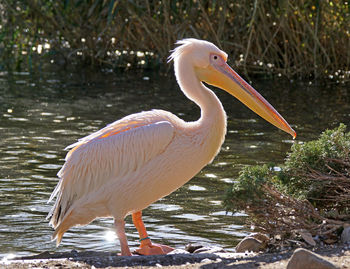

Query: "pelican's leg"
left=132, top=211, right=174, bottom=255
left=114, top=219, right=132, bottom=256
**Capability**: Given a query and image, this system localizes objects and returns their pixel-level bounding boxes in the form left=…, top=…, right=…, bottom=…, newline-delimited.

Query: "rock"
left=299, top=230, right=316, bottom=246
left=324, top=238, right=338, bottom=244
left=235, top=233, right=269, bottom=253
left=167, top=249, right=189, bottom=255
left=193, top=246, right=226, bottom=254
left=70, top=249, right=79, bottom=257
left=287, top=248, right=338, bottom=269
left=26, top=251, right=52, bottom=259
left=185, top=243, right=203, bottom=253
left=200, top=258, right=212, bottom=263
left=235, top=237, right=263, bottom=252
left=250, top=233, right=269, bottom=243
left=341, top=226, right=350, bottom=243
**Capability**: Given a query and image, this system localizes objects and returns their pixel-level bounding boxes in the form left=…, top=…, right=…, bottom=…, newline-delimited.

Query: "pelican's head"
left=169, top=39, right=227, bottom=69
left=169, top=38, right=296, bottom=138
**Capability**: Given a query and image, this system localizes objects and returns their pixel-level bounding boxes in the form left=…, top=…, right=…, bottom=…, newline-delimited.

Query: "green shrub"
left=280, top=123, right=350, bottom=211
left=224, top=124, right=350, bottom=237
left=224, top=164, right=274, bottom=213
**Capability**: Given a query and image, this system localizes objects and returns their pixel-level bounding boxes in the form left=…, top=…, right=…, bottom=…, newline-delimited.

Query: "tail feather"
left=48, top=189, right=74, bottom=228
left=52, top=228, right=63, bottom=247
left=47, top=194, right=63, bottom=227
left=52, top=223, right=67, bottom=246
left=48, top=190, right=73, bottom=246
left=48, top=178, right=62, bottom=204
left=51, top=210, right=74, bottom=246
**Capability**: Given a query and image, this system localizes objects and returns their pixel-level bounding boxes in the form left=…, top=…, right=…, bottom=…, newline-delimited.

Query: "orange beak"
left=195, top=55, right=296, bottom=138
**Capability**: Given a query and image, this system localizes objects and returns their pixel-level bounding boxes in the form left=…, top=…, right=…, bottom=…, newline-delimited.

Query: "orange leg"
left=132, top=211, right=174, bottom=255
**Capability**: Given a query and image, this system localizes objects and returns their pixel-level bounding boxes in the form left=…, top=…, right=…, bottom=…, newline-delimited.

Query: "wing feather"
left=48, top=111, right=175, bottom=227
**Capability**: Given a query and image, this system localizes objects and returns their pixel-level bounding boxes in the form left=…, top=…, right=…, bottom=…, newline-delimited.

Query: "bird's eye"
left=210, top=54, right=225, bottom=66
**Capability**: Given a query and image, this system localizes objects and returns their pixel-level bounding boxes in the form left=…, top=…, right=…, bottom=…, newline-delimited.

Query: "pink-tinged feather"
left=48, top=39, right=294, bottom=254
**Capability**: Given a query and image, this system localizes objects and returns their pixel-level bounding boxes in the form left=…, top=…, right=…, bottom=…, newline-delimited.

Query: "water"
left=0, top=70, right=349, bottom=258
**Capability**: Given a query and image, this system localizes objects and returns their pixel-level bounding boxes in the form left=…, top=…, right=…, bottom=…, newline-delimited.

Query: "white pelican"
left=48, top=38, right=296, bottom=256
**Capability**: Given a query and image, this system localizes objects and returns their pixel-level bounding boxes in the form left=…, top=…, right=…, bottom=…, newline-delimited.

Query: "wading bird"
left=48, top=39, right=296, bottom=256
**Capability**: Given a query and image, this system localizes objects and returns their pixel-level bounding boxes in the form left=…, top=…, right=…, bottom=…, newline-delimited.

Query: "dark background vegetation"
left=0, top=0, right=349, bottom=80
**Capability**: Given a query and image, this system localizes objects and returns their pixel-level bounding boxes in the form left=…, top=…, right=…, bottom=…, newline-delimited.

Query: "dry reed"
left=0, top=0, right=349, bottom=80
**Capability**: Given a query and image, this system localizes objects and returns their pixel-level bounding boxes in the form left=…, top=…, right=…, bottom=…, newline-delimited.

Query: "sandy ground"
left=1, top=245, right=350, bottom=268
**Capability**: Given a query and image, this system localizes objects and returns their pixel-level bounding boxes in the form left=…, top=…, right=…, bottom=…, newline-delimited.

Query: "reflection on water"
left=0, top=70, right=349, bottom=258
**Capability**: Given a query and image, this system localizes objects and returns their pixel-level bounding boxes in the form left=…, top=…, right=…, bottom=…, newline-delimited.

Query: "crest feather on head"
left=168, top=39, right=199, bottom=63
left=168, top=38, right=226, bottom=64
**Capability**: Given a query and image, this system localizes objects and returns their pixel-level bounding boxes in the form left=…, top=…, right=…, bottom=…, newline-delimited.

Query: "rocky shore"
left=1, top=244, right=349, bottom=268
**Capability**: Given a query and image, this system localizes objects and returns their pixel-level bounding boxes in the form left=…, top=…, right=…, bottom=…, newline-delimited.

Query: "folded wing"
left=48, top=111, right=175, bottom=228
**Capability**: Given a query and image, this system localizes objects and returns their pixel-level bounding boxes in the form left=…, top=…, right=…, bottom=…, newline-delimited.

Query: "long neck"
left=174, top=57, right=226, bottom=122
left=174, top=56, right=227, bottom=162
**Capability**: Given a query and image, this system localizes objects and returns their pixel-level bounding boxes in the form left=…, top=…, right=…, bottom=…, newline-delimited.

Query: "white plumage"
left=48, top=38, right=295, bottom=256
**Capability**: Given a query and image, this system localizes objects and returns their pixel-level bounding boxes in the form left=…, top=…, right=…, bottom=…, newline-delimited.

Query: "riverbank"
left=2, top=244, right=349, bottom=268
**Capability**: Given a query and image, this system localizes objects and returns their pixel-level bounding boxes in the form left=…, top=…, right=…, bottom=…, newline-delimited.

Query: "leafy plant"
left=281, top=123, right=350, bottom=210
left=224, top=124, right=350, bottom=239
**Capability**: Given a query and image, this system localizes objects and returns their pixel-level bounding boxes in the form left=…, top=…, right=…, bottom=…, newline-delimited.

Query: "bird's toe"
left=134, top=243, right=174, bottom=255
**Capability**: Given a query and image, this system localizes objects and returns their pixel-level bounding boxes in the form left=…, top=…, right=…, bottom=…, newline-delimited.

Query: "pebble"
left=299, top=230, right=316, bottom=246
left=200, top=258, right=212, bottom=263
left=193, top=246, right=225, bottom=254
left=185, top=243, right=203, bottom=253
left=235, top=237, right=262, bottom=252
left=250, top=232, right=269, bottom=243
left=167, top=249, right=189, bottom=255
left=287, top=248, right=337, bottom=269
left=70, top=249, right=78, bottom=258
left=341, top=226, right=350, bottom=243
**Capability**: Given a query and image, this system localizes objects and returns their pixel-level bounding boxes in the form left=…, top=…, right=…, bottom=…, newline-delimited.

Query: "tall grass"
left=0, top=0, right=349, bottom=80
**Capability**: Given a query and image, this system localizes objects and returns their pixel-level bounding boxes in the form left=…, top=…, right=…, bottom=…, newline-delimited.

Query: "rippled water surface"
left=0, top=70, right=349, bottom=258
